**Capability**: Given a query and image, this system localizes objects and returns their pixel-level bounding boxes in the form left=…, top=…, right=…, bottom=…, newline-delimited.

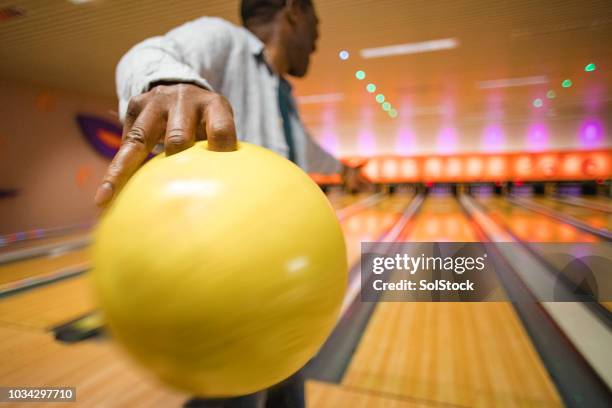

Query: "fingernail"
left=95, top=182, right=114, bottom=205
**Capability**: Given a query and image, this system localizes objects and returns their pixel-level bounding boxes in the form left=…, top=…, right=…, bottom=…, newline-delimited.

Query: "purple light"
left=358, top=130, right=376, bottom=155
left=396, top=127, right=415, bottom=155
left=579, top=119, right=605, bottom=148
left=526, top=123, right=549, bottom=151
left=437, top=126, right=458, bottom=154
left=482, top=124, right=504, bottom=152
left=318, top=129, right=339, bottom=154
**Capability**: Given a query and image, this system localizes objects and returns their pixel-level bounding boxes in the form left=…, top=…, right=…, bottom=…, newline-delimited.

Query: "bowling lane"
left=529, top=196, right=612, bottom=231
left=478, top=196, right=600, bottom=242
left=342, top=194, right=413, bottom=265
left=0, top=230, right=89, bottom=255
left=0, top=326, right=188, bottom=407
left=399, top=194, right=480, bottom=241
left=478, top=196, right=612, bottom=311
left=0, top=194, right=410, bottom=331
left=0, top=193, right=377, bottom=291
left=0, top=248, right=89, bottom=287
left=341, top=195, right=562, bottom=407
left=0, top=276, right=94, bottom=330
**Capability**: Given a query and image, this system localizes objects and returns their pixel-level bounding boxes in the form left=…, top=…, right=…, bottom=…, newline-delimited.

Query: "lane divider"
left=509, top=195, right=612, bottom=241
left=0, top=237, right=91, bottom=266
left=460, top=194, right=612, bottom=397
left=306, top=193, right=424, bottom=383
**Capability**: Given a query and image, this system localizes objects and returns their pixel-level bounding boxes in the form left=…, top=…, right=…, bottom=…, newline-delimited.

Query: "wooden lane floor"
left=529, top=196, right=612, bottom=231
left=342, top=194, right=413, bottom=265
left=0, top=194, right=409, bottom=332
left=0, top=248, right=89, bottom=287
left=0, top=193, right=378, bottom=297
left=0, top=231, right=90, bottom=256
left=0, top=326, right=188, bottom=407
left=0, top=194, right=413, bottom=407
left=477, top=196, right=612, bottom=312
left=306, top=380, right=434, bottom=407
left=340, top=195, right=562, bottom=407
left=0, top=276, right=94, bottom=330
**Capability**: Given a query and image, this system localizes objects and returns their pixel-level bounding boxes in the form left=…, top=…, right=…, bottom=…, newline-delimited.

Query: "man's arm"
left=116, top=17, right=235, bottom=122
left=95, top=18, right=239, bottom=207
left=304, top=135, right=369, bottom=193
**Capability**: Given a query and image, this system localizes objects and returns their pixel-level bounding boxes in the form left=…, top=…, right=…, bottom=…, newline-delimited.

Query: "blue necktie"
left=278, top=78, right=297, bottom=163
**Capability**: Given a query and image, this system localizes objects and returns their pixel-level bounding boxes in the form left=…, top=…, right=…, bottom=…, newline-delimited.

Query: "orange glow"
left=381, top=158, right=399, bottom=179
left=514, top=155, right=532, bottom=177
left=487, top=156, right=506, bottom=178
left=562, top=154, right=582, bottom=177
left=466, top=157, right=484, bottom=178
left=536, top=155, right=558, bottom=178
left=424, top=158, right=443, bottom=179
left=400, top=158, right=418, bottom=180
left=320, top=149, right=612, bottom=183
left=446, top=157, right=462, bottom=178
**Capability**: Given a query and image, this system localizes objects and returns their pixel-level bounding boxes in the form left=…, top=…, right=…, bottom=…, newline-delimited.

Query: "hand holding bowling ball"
left=95, top=83, right=237, bottom=206
left=92, top=141, right=347, bottom=397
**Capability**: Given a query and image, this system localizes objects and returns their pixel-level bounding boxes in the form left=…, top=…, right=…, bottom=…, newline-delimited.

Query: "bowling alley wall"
left=1, top=77, right=611, bottom=234
left=0, top=80, right=115, bottom=233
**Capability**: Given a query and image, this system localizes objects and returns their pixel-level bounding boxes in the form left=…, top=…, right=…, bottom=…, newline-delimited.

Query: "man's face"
left=287, top=5, right=319, bottom=77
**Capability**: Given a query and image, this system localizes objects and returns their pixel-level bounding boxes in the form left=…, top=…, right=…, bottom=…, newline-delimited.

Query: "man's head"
left=241, top=0, right=319, bottom=77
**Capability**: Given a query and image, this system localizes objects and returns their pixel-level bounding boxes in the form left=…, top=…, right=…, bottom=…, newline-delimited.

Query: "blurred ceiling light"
left=477, top=75, right=548, bottom=89
left=296, top=93, right=344, bottom=104
left=360, top=38, right=459, bottom=59
left=584, top=63, right=596, bottom=72
left=339, top=50, right=349, bottom=60
left=68, top=0, right=95, bottom=4
left=355, top=70, right=366, bottom=80
left=562, top=79, right=573, bottom=88
left=366, top=83, right=376, bottom=93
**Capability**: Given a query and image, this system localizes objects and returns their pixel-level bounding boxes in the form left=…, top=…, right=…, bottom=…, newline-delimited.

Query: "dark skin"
left=95, top=0, right=367, bottom=206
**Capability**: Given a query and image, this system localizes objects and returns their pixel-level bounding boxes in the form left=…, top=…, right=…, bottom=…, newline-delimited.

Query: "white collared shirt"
left=116, top=16, right=341, bottom=174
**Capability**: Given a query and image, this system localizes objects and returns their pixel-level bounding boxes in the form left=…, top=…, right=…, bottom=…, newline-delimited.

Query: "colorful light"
left=382, top=102, right=391, bottom=111
left=579, top=119, right=604, bottom=148
left=437, top=126, right=458, bottom=154
left=546, top=90, right=556, bottom=99
left=375, top=94, right=385, bottom=103
left=388, top=109, right=398, bottom=118
left=533, top=98, right=543, bottom=108
left=584, top=63, right=596, bottom=72
left=355, top=70, right=366, bottom=80
left=562, top=79, right=572, bottom=88
left=339, top=50, right=349, bottom=60
left=366, top=83, right=376, bottom=93
left=526, top=123, right=549, bottom=151
left=482, top=124, right=504, bottom=152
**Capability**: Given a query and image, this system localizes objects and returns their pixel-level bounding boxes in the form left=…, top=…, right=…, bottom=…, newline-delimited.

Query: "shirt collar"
left=245, top=28, right=265, bottom=56
left=244, top=28, right=290, bottom=87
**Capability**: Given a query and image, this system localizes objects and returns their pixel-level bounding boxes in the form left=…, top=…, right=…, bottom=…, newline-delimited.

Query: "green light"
left=546, top=90, right=556, bottom=99
left=366, top=83, right=376, bottom=93
left=584, top=63, right=596, bottom=72
left=355, top=70, right=366, bottom=80
left=388, top=109, right=398, bottom=118
left=562, top=79, right=572, bottom=88
left=382, top=102, right=391, bottom=111
left=533, top=98, right=543, bottom=108
left=375, top=94, right=385, bottom=103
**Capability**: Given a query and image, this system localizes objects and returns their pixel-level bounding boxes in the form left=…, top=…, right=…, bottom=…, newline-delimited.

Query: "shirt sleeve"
left=304, top=133, right=344, bottom=175
left=116, top=17, right=236, bottom=122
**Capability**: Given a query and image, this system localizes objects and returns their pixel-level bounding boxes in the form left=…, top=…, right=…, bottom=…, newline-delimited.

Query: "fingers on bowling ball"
left=92, top=141, right=347, bottom=396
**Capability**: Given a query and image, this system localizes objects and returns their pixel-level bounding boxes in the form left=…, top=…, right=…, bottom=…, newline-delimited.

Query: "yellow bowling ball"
left=92, top=141, right=347, bottom=397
